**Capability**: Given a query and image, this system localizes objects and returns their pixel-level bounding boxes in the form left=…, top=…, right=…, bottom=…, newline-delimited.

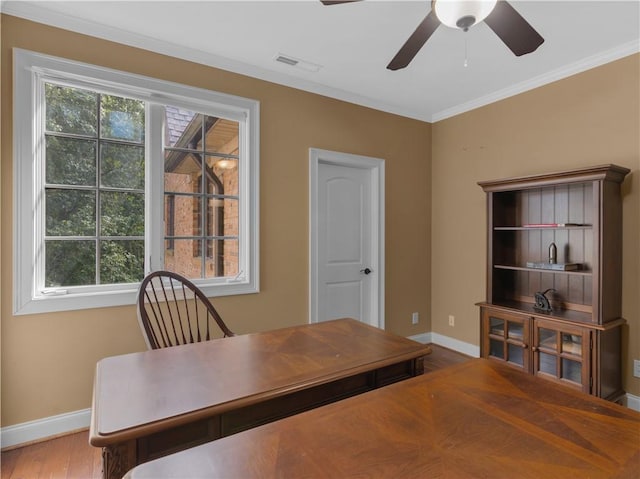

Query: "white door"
left=309, top=149, right=384, bottom=328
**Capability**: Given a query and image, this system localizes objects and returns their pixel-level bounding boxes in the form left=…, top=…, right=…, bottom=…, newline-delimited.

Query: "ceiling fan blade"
left=320, top=1, right=362, bottom=5
left=484, top=1, right=544, bottom=56
left=387, top=11, right=440, bottom=71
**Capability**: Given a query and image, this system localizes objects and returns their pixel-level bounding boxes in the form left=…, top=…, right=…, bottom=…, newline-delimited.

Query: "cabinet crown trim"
left=478, top=164, right=630, bottom=192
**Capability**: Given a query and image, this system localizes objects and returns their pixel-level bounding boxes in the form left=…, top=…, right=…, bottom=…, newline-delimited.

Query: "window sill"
left=13, top=281, right=259, bottom=316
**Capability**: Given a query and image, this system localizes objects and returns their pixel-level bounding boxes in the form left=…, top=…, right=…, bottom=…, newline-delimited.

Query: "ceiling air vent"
left=276, top=55, right=298, bottom=66
left=274, top=53, right=322, bottom=72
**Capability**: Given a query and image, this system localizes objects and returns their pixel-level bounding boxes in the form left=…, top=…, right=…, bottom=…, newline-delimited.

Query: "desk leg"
left=414, top=356, right=425, bottom=375
left=102, top=441, right=136, bottom=479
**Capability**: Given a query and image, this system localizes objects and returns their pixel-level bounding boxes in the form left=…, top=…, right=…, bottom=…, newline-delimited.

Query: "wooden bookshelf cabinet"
left=477, top=165, right=629, bottom=401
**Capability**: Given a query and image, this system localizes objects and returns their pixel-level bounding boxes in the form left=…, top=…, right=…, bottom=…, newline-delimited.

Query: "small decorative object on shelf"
left=525, top=261, right=580, bottom=271
left=533, top=288, right=555, bottom=313
left=548, top=242, right=557, bottom=264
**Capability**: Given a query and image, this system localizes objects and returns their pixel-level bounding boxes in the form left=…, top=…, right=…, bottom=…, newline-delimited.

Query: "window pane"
left=507, top=344, right=524, bottom=366
left=164, top=106, right=202, bottom=149
left=207, top=155, right=238, bottom=196
left=45, top=240, right=96, bottom=287
left=45, top=83, right=97, bottom=136
left=489, top=317, right=504, bottom=336
left=100, top=95, right=145, bottom=142
left=507, top=322, right=523, bottom=341
left=46, top=189, right=96, bottom=236
left=489, top=339, right=503, bottom=359
left=100, top=240, right=145, bottom=284
left=539, top=328, right=556, bottom=350
left=101, top=192, right=144, bottom=236
left=561, top=358, right=582, bottom=383
left=165, top=152, right=202, bottom=194
left=539, top=352, right=556, bottom=375
left=101, top=143, right=144, bottom=189
left=207, top=197, right=238, bottom=238
left=204, top=118, right=239, bottom=154
left=205, top=239, right=239, bottom=278
left=562, top=333, right=582, bottom=357
left=46, top=136, right=96, bottom=186
left=164, top=194, right=198, bottom=237
left=164, top=239, right=202, bottom=278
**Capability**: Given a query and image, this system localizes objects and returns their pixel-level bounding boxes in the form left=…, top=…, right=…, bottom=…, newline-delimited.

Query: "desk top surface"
left=124, top=358, right=640, bottom=479
left=90, top=318, right=430, bottom=445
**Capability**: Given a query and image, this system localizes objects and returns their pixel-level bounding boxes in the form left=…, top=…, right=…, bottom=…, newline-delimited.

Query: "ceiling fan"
left=321, top=0, right=544, bottom=70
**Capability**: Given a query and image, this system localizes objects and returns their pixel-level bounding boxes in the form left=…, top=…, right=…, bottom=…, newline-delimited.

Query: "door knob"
left=360, top=268, right=372, bottom=275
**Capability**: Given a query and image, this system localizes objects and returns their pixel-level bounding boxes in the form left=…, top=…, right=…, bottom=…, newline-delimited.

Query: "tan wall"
left=432, top=53, right=640, bottom=396
left=0, top=15, right=432, bottom=426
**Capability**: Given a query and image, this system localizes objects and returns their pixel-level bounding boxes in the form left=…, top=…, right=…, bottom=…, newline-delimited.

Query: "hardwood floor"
left=0, top=429, right=103, bottom=479
left=0, top=344, right=470, bottom=479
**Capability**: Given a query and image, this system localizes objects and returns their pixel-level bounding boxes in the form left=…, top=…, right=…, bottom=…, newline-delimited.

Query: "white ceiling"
left=3, top=0, right=639, bottom=122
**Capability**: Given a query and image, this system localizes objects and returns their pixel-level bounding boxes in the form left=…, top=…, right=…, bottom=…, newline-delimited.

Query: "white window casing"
left=13, top=49, right=260, bottom=315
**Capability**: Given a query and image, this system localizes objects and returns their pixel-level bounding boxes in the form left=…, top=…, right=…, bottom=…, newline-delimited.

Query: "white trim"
left=3, top=2, right=638, bottom=123
left=0, top=1, right=427, bottom=122
left=625, top=393, right=640, bottom=412
left=431, top=40, right=640, bottom=122
left=0, top=408, right=91, bottom=449
left=408, top=331, right=480, bottom=358
left=408, top=332, right=431, bottom=344
left=309, top=148, right=385, bottom=329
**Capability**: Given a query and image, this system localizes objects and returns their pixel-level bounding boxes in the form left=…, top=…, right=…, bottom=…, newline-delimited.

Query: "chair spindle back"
left=137, top=271, right=234, bottom=349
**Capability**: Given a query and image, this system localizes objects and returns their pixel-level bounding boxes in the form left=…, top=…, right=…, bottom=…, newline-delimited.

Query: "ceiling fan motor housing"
left=433, top=0, right=497, bottom=30
left=456, top=15, right=476, bottom=31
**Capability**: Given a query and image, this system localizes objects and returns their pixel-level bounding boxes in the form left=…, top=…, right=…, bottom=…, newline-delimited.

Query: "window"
left=13, top=49, right=259, bottom=315
left=44, top=84, right=146, bottom=287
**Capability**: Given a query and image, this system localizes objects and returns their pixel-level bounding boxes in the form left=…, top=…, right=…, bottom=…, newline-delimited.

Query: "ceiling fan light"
left=433, top=0, right=498, bottom=31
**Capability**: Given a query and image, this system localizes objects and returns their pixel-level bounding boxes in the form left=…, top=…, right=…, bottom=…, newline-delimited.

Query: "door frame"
left=309, top=148, right=385, bottom=328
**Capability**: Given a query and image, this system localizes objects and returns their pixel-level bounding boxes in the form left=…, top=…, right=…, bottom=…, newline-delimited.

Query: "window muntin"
left=162, top=108, right=240, bottom=279
left=13, top=49, right=259, bottom=315
left=44, top=83, right=146, bottom=288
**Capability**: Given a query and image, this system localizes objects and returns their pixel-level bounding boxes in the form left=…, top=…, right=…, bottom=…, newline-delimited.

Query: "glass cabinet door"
left=482, top=309, right=530, bottom=372
left=533, top=319, right=590, bottom=393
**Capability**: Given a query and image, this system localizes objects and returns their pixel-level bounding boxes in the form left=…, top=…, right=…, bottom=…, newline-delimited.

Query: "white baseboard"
left=408, top=332, right=431, bottom=344
left=625, top=393, right=640, bottom=412
left=429, top=332, right=481, bottom=358
left=409, top=331, right=480, bottom=358
left=0, top=408, right=91, bottom=449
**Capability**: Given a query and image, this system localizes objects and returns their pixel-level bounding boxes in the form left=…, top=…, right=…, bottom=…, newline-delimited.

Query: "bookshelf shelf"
left=493, top=264, right=591, bottom=276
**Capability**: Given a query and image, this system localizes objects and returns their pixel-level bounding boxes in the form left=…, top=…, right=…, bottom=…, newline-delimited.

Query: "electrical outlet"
left=412, top=312, right=419, bottom=325
left=448, top=315, right=455, bottom=327
left=634, top=359, right=640, bottom=378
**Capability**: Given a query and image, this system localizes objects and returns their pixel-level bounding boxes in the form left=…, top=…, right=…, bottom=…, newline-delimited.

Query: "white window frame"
left=13, top=49, right=260, bottom=315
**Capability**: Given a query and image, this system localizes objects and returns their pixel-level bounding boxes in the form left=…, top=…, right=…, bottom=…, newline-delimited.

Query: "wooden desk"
left=90, top=318, right=429, bottom=479
left=123, top=359, right=640, bottom=479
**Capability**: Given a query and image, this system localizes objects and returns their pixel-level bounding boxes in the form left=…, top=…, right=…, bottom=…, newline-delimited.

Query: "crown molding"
left=431, top=39, right=640, bottom=122
left=2, top=2, right=639, bottom=124
left=0, top=1, right=429, bottom=122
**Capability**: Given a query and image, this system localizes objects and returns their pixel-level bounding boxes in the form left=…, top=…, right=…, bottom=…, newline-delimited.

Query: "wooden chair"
left=137, top=270, right=235, bottom=349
